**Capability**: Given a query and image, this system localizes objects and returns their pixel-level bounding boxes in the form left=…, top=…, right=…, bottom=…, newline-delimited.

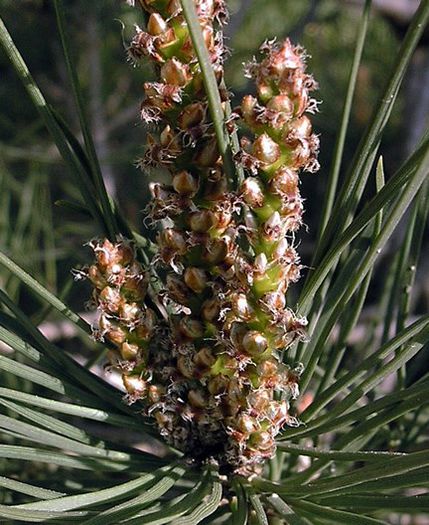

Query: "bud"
left=194, top=138, right=220, bottom=167
left=172, top=171, right=199, bottom=196
left=254, top=253, right=268, bottom=275
left=270, top=167, right=299, bottom=197
left=208, top=375, right=229, bottom=395
left=267, top=401, right=289, bottom=428
left=272, top=238, right=289, bottom=260
left=257, top=80, right=274, bottom=103
left=289, top=139, right=311, bottom=169
left=195, top=0, right=216, bottom=18
left=244, top=210, right=258, bottom=232
left=231, top=293, right=254, bottom=320
left=95, top=239, right=133, bottom=270
left=99, top=314, right=127, bottom=345
left=161, top=59, right=191, bottom=87
left=158, top=229, right=187, bottom=255
left=122, top=374, right=147, bottom=397
left=184, top=267, right=207, bottom=293
left=154, top=411, right=171, bottom=429
left=264, top=211, right=283, bottom=241
left=201, top=22, right=215, bottom=51
left=213, top=205, right=232, bottom=232
left=194, top=347, right=216, bottom=368
left=249, top=430, right=274, bottom=453
left=262, top=290, right=286, bottom=311
left=270, top=39, right=303, bottom=74
left=150, top=182, right=171, bottom=201
left=179, top=317, right=204, bottom=339
left=242, top=330, right=268, bottom=356
left=237, top=414, right=259, bottom=435
left=135, top=309, right=156, bottom=340
left=257, top=360, right=278, bottom=383
left=266, top=94, right=294, bottom=118
left=177, top=102, right=205, bottom=129
left=160, top=125, right=177, bottom=147
left=120, top=342, right=140, bottom=361
left=147, top=13, right=168, bottom=35
left=204, top=174, right=228, bottom=201
left=189, top=209, right=216, bottom=233
left=227, top=377, right=242, bottom=400
left=122, top=270, right=148, bottom=301
left=241, top=95, right=258, bottom=126
left=144, top=82, right=182, bottom=113
left=202, top=238, right=228, bottom=265
left=98, top=286, right=122, bottom=313
left=201, top=298, right=220, bottom=322
left=148, top=384, right=165, bottom=404
left=288, top=115, right=312, bottom=140
left=166, top=274, right=189, bottom=304
left=118, top=301, right=141, bottom=323
left=166, top=0, right=182, bottom=16
left=253, top=134, right=280, bottom=166
left=87, top=264, right=106, bottom=289
left=230, top=322, right=247, bottom=348
left=248, top=390, right=271, bottom=413
left=241, top=177, right=265, bottom=208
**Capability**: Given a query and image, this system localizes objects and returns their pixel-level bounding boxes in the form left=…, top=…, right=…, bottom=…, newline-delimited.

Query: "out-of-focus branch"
left=290, top=0, right=318, bottom=41
left=105, top=104, right=139, bottom=134
left=346, top=0, right=420, bottom=23
left=87, top=11, right=117, bottom=197
left=224, top=0, right=254, bottom=39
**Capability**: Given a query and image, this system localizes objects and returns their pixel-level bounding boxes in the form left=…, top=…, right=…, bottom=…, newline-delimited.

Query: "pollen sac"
left=120, top=341, right=140, bottom=361
left=241, top=177, right=265, bottom=208
left=166, top=274, right=190, bottom=305
left=253, top=133, right=281, bottom=166
left=194, top=347, right=216, bottom=368
left=231, top=292, right=255, bottom=321
left=123, top=374, right=148, bottom=399
left=177, top=102, right=205, bottom=130
left=161, top=58, right=192, bottom=87
left=172, top=171, right=199, bottom=196
left=188, top=389, right=206, bottom=409
left=267, top=94, right=294, bottom=118
left=147, top=13, right=168, bottom=36
left=184, top=267, right=207, bottom=293
left=178, top=317, right=205, bottom=339
left=201, top=298, right=220, bottom=322
left=242, top=330, right=268, bottom=357
left=189, top=209, right=216, bottom=233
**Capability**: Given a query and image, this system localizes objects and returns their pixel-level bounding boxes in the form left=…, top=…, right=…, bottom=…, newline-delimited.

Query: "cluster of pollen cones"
left=85, top=0, right=319, bottom=475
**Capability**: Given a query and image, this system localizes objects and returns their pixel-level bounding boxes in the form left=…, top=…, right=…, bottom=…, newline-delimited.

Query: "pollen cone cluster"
left=86, top=1, right=319, bottom=475
left=86, top=238, right=156, bottom=403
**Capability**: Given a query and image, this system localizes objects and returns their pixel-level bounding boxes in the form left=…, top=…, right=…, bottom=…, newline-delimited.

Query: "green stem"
left=316, top=0, right=371, bottom=239
left=180, top=0, right=237, bottom=184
